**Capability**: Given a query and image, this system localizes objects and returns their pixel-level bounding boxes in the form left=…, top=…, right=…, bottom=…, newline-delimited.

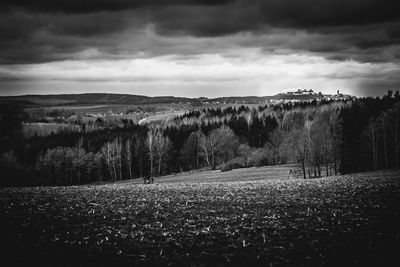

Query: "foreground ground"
left=1, top=170, right=399, bottom=266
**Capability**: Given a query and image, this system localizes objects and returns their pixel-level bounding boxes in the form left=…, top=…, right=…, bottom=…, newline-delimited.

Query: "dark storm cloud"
left=150, top=2, right=263, bottom=37
left=258, top=0, right=400, bottom=28
left=0, top=0, right=399, bottom=65
left=0, top=11, right=131, bottom=63
left=0, top=0, right=231, bottom=13
left=150, top=0, right=400, bottom=36
left=143, top=1, right=400, bottom=64
left=2, top=0, right=399, bottom=26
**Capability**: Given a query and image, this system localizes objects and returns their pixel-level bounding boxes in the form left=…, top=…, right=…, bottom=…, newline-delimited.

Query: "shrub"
left=220, top=157, right=247, bottom=172
left=247, top=148, right=269, bottom=167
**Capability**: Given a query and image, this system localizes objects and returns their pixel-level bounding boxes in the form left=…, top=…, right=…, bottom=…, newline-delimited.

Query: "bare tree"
left=303, top=121, right=313, bottom=178
left=280, top=111, right=308, bottom=179
left=266, top=128, right=283, bottom=165
left=125, top=138, right=133, bottom=180
left=101, top=139, right=122, bottom=180
left=101, top=141, right=115, bottom=180
left=198, top=126, right=239, bottom=169
left=364, top=118, right=379, bottom=170
left=153, top=132, right=171, bottom=176
left=146, top=129, right=156, bottom=178
left=198, top=131, right=211, bottom=167
left=387, top=104, right=400, bottom=167
left=134, top=136, right=146, bottom=178
left=330, top=110, right=342, bottom=175
left=378, top=113, right=389, bottom=169
left=182, top=131, right=202, bottom=170
left=311, top=112, right=332, bottom=177
left=75, top=136, right=84, bottom=183
left=199, top=129, right=219, bottom=169
left=214, top=126, right=240, bottom=164
left=117, top=137, right=122, bottom=180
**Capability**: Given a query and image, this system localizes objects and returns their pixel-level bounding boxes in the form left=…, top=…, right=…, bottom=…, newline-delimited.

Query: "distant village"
left=198, top=89, right=355, bottom=105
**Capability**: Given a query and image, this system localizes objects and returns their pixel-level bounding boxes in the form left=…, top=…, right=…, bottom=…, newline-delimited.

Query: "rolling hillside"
left=2, top=93, right=198, bottom=107
left=1, top=90, right=355, bottom=108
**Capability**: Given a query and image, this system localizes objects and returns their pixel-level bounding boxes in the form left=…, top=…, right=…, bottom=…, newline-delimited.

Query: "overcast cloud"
left=0, top=0, right=399, bottom=96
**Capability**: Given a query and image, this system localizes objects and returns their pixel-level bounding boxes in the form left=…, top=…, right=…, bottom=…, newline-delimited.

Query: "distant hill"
left=1, top=89, right=355, bottom=107
left=2, top=93, right=199, bottom=107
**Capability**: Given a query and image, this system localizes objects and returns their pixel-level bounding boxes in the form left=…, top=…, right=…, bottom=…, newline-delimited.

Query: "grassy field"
left=1, top=170, right=399, bottom=266
left=23, top=122, right=81, bottom=137
left=138, top=111, right=186, bottom=125
left=26, top=103, right=190, bottom=115
left=120, top=164, right=302, bottom=185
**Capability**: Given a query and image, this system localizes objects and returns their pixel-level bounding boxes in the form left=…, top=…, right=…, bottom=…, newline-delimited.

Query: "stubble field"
left=1, top=170, right=399, bottom=266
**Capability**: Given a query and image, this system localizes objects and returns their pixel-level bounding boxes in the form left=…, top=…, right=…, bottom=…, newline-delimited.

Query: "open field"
left=1, top=170, right=399, bottom=266
left=26, top=104, right=128, bottom=115
left=119, top=164, right=302, bottom=185
left=26, top=103, right=191, bottom=115
left=138, top=111, right=187, bottom=125
left=23, top=122, right=81, bottom=137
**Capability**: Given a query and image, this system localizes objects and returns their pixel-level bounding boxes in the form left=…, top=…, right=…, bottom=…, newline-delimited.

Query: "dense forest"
left=1, top=91, right=399, bottom=187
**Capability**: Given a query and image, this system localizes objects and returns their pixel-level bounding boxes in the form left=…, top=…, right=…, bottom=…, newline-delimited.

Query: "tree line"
left=1, top=91, right=399, bottom=186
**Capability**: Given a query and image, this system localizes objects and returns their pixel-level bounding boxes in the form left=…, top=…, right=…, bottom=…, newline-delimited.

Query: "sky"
left=0, top=0, right=399, bottom=97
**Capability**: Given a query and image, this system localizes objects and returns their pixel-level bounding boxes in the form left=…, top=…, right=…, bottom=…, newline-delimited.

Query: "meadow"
left=117, top=164, right=302, bottom=184
left=23, top=122, right=81, bottom=137
left=1, top=170, right=399, bottom=266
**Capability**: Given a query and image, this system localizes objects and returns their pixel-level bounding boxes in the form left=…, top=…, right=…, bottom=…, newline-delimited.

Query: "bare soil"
left=1, top=170, right=399, bottom=266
